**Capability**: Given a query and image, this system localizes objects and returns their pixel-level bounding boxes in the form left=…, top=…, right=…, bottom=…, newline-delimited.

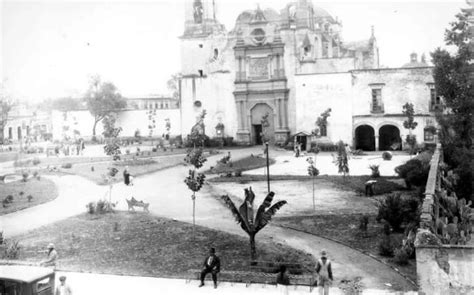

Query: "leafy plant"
left=6, top=195, right=13, bottom=203
left=378, top=235, right=395, bottom=257
left=313, top=108, right=332, bottom=137
left=86, top=202, right=95, bottom=214
left=3, top=239, right=21, bottom=259
left=359, top=215, right=369, bottom=231
left=27, top=195, right=33, bottom=202
left=376, top=193, right=420, bottom=232
left=395, top=159, right=430, bottom=189
left=393, top=248, right=410, bottom=265
left=32, top=158, right=41, bottom=165
left=382, top=151, right=392, bottom=161
left=221, top=187, right=287, bottom=262
left=368, top=164, right=380, bottom=178
left=22, top=171, right=29, bottom=182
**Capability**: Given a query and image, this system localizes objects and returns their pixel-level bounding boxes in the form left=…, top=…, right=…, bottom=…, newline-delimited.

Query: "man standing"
left=40, top=243, right=58, bottom=268
left=315, top=250, right=333, bottom=295
left=199, top=247, right=220, bottom=289
left=55, top=276, right=72, bottom=295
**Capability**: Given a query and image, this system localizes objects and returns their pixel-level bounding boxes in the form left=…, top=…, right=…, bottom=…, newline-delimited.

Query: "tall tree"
left=85, top=76, right=126, bottom=141
left=221, top=187, right=287, bottom=262
left=0, top=98, right=12, bottom=144
left=167, top=73, right=180, bottom=101
left=402, top=102, right=418, bottom=154
left=431, top=8, right=473, bottom=201
left=335, top=140, right=349, bottom=178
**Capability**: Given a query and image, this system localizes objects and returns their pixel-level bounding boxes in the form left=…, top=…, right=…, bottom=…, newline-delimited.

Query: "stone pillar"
left=277, top=99, right=282, bottom=128
left=375, top=135, right=379, bottom=151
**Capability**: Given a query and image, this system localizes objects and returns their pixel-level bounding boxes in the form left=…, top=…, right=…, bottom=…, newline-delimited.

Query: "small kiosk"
left=294, top=131, right=312, bottom=151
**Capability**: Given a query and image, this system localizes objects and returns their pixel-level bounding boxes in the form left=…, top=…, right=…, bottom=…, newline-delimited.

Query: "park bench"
left=186, top=260, right=315, bottom=290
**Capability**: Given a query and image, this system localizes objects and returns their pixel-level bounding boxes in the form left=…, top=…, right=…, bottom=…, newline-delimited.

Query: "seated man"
left=199, top=247, right=220, bottom=289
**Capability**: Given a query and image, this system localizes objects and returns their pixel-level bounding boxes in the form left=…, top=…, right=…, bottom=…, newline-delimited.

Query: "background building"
left=179, top=0, right=439, bottom=150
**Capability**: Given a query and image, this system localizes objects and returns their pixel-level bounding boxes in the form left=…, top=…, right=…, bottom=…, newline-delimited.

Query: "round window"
left=251, top=28, right=266, bottom=44
left=194, top=100, right=202, bottom=107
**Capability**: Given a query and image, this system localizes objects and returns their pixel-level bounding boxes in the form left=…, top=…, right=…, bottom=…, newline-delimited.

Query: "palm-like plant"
left=221, top=187, right=287, bottom=262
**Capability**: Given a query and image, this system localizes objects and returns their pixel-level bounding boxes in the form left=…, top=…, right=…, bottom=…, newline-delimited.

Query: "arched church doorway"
left=355, top=125, right=375, bottom=151
left=379, top=125, right=401, bottom=151
left=250, top=103, right=274, bottom=145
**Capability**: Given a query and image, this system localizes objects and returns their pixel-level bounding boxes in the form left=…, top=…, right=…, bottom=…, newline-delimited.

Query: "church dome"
left=235, top=7, right=280, bottom=25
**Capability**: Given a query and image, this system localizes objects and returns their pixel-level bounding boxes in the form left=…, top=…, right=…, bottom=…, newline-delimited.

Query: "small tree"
left=189, top=110, right=207, bottom=147
left=102, top=114, right=122, bottom=161
left=147, top=108, right=157, bottom=145
left=85, top=75, right=127, bottom=141
left=306, top=156, right=319, bottom=211
left=184, top=147, right=207, bottom=238
left=402, top=103, right=418, bottom=154
left=335, top=140, right=349, bottom=178
left=221, top=187, right=287, bottom=262
left=0, top=85, right=13, bottom=144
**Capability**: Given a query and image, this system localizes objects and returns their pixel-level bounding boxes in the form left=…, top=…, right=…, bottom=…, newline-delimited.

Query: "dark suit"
left=200, top=255, right=220, bottom=284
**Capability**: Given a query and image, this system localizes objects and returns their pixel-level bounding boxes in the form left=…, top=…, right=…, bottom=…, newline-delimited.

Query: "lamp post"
left=265, top=142, right=270, bottom=193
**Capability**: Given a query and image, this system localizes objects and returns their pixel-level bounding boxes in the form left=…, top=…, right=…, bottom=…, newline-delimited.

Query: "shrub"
left=376, top=193, right=405, bottom=232
left=96, top=200, right=116, bottom=214
left=27, top=195, right=33, bottom=202
left=32, top=158, right=41, bottom=165
left=395, top=159, right=430, bottom=189
left=318, top=142, right=337, bottom=152
left=86, top=202, right=95, bottom=214
left=22, top=171, right=29, bottom=182
left=359, top=215, right=369, bottom=231
left=3, top=239, right=21, bottom=259
left=382, top=151, right=392, bottom=160
left=377, top=193, right=420, bottom=232
left=393, top=248, right=410, bottom=265
left=369, top=164, right=380, bottom=178
left=234, top=170, right=243, bottom=177
left=6, top=195, right=13, bottom=203
left=379, top=235, right=395, bottom=257
left=125, top=149, right=130, bottom=155
left=2, top=199, right=9, bottom=207
left=61, top=163, right=73, bottom=169
left=33, top=171, right=40, bottom=180
left=152, top=147, right=157, bottom=152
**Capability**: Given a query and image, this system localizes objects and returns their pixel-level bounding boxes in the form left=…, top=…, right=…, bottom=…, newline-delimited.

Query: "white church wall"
left=294, top=72, right=353, bottom=144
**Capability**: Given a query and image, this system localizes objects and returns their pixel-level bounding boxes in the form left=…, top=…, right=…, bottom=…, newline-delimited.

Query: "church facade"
left=179, top=0, right=439, bottom=150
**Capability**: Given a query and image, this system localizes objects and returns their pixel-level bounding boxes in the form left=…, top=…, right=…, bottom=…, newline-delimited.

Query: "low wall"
left=415, top=144, right=474, bottom=294
left=416, top=243, right=474, bottom=295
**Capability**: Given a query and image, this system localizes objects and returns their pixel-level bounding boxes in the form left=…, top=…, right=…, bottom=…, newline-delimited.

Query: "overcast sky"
left=1, top=0, right=467, bottom=102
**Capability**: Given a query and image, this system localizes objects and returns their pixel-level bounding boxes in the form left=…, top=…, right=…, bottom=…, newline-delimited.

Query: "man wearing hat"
left=55, top=276, right=72, bottom=295
left=199, top=247, right=220, bottom=289
left=315, top=250, right=333, bottom=295
left=40, top=243, right=58, bottom=267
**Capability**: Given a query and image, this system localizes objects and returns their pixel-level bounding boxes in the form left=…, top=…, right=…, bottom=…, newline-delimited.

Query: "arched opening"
left=355, top=125, right=375, bottom=151
left=250, top=103, right=274, bottom=145
left=379, top=125, right=401, bottom=151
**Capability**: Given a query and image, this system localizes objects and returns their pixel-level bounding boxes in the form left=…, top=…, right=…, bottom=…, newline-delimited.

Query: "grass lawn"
left=50, top=155, right=186, bottom=185
left=207, top=155, right=276, bottom=175
left=0, top=178, right=58, bottom=216
left=16, top=212, right=315, bottom=278
left=209, top=174, right=406, bottom=196
left=275, top=214, right=416, bottom=283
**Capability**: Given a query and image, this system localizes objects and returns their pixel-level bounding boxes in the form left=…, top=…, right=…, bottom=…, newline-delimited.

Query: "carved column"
left=375, top=135, right=380, bottom=151
left=277, top=99, right=282, bottom=128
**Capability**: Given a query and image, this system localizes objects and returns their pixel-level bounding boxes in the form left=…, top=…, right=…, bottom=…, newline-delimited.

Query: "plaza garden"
left=0, top=136, right=438, bottom=293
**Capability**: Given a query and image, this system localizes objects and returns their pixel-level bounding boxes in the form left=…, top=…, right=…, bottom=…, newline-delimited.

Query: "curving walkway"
left=0, top=147, right=416, bottom=293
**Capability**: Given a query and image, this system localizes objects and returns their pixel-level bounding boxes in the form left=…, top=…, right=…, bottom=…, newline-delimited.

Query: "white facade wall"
left=294, top=72, right=353, bottom=143
left=51, top=109, right=181, bottom=141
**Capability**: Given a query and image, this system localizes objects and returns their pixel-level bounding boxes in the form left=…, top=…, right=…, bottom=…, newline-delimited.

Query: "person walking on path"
left=55, top=275, right=73, bottom=295
left=199, top=247, right=220, bottom=289
left=123, top=166, right=133, bottom=186
left=40, top=243, right=58, bottom=268
left=276, top=264, right=290, bottom=295
left=315, top=250, right=333, bottom=295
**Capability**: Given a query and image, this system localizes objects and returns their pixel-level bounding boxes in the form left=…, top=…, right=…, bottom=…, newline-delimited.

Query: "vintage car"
left=0, top=265, right=55, bottom=295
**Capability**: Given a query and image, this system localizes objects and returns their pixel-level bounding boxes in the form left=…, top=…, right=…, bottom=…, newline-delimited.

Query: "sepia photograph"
left=0, top=0, right=473, bottom=294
